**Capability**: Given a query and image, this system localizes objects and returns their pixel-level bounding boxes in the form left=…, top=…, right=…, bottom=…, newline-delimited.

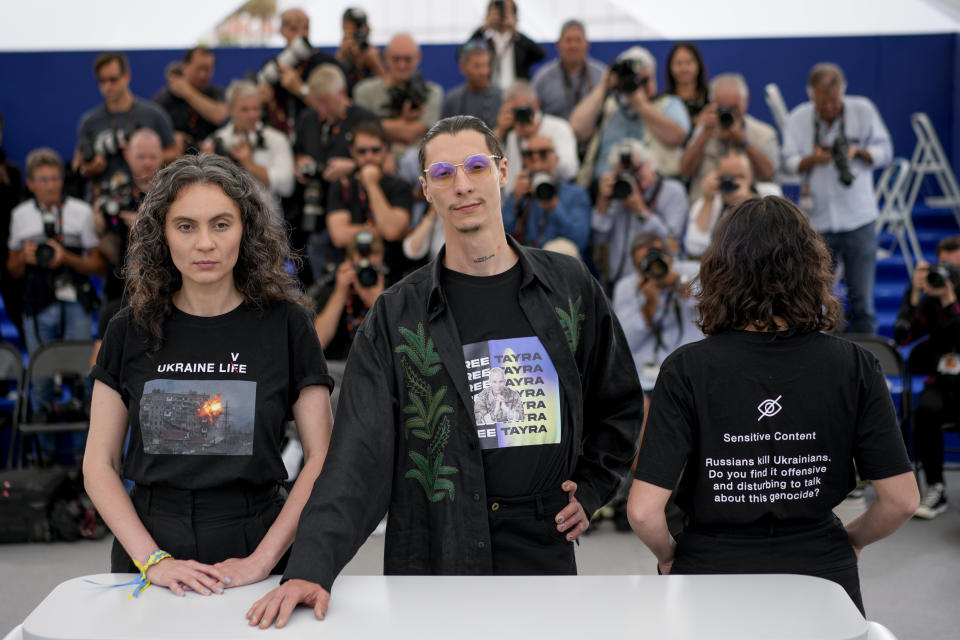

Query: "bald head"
left=384, top=34, right=421, bottom=83
left=280, top=8, right=309, bottom=45
left=125, top=128, right=163, bottom=184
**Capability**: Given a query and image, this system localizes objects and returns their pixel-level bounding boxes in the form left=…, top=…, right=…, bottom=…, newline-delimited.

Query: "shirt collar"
left=426, top=234, right=554, bottom=317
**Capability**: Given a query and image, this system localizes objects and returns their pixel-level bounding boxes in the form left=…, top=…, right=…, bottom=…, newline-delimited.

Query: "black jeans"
left=111, top=482, right=289, bottom=574
left=672, top=514, right=864, bottom=615
left=487, top=488, right=576, bottom=575
left=914, top=379, right=959, bottom=485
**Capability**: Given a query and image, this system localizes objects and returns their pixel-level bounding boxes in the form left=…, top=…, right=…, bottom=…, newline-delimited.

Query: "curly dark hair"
left=696, top=196, right=841, bottom=336
left=124, top=153, right=308, bottom=349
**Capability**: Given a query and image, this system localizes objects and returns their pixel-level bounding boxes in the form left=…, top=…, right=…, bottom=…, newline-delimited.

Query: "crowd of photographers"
left=0, top=1, right=957, bottom=517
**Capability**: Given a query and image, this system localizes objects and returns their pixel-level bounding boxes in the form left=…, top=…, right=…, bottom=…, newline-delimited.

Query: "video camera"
left=353, top=230, right=379, bottom=287
left=609, top=58, right=649, bottom=95
left=384, top=73, right=430, bottom=116
left=259, top=36, right=314, bottom=86
left=926, top=263, right=960, bottom=290
left=344, top=8, right=370, bottom=50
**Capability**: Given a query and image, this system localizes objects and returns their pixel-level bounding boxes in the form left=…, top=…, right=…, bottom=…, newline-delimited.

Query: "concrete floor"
left=2, top=471, right=958, bottom=639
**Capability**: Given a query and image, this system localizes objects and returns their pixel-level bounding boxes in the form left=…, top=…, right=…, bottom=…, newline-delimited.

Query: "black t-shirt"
left=153, top=85, right=227, bottom=146
left=326, top=174, right=413, bottom=285
left=91, top=302, right=334, bottom=489
left=441, top=261, right=567, bottom=498
left=635, top=330, right=912, bottom=526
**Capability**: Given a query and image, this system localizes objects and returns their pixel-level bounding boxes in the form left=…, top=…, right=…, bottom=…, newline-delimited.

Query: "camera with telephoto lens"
left=79, top=128, right=128, bottom=163
left=638, top=246, right=670, bottom=280
left=609, top=58, right=649, bottom=95
left=259, top=36, right=314, bottom=86
left=345, top=8, right=370, bottom=50
left=716, top=105, right=736, bottom=129
left=718, top=174, right=740, bottom=195
left=97, top=172, right=138, bottom=235
left=34, top=209, right=59, bottom=268
left=926, top=262, right=960, bottom=290
left=513, top=106, right=534, bottom=125
left=300, top=160, right=326, bottom=232
left=612, top=146, right=635, bottom=200
left=827, top=132, right=854, bottom=187
left=530, top=171, right=556, bottom=201
left=353, top=230, right=378, bottom=287
left=384, top=73, right=430, bottom=116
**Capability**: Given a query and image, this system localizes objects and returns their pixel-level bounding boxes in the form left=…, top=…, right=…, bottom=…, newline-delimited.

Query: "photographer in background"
left=442, top=39, right=502, bottom=128
left=75, top=52, right=177, bottom=182
left=258, top=7, right=340, bottom=134
left=353, top=33, right=443, bottom=151
left=894, top=236, right=960, bottom=520
left=684, top=152, right=780, bottom=258
left=153, top=47, right=228, bottom=154
left=7, top=148, right=104, bottom=356
left=613, top=232, right=702, bottom=393
left=205, top=80, right=295, bottom=201
left=495, top=80, right=579, bottom=194
left=469, top=0, right=545, bottom=90
left=337, top=8, right=385, bottom=96
left=532, top=20, right=606, bottom=121
left=571, top=46, right=690, bottom=183
left=313, top=230, right=385, bottom=361
left=326, top=121, right=411, bottom=285
left=0, top=111, right=26, bottom=343
left=502, top=135, right=590, bottom=255
left=293, top=64, right=380, bottom=282
left=591, top=139, right=688, bottom=288
left=680, top=73, right=779, bottom=201
left=783, top=62, right=892, bottom=334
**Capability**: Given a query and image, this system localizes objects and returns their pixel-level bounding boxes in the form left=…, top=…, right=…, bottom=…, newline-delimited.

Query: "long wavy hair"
left=696, top=196, right=841, bottom=336
left=124, top=153, right=308, bottom=349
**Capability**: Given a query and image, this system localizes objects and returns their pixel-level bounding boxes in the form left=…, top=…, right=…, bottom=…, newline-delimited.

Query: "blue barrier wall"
left=0, top=33, right=955, bottom=174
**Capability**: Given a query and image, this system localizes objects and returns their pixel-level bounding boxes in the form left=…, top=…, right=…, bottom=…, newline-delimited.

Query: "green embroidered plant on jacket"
left=396, top=322, right=458, bottom=502
left=556, top=296, right=585, bottom=352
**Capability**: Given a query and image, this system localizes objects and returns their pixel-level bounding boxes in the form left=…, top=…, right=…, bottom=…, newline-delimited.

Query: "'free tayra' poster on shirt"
left=464, top=336, right=561, bottom=450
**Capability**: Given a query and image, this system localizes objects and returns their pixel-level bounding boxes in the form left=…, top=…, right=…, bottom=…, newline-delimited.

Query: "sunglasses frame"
left=423, top=154, right=502, bottom=185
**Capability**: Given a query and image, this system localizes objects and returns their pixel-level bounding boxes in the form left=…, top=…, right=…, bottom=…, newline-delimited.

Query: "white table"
left=22, top=573, right=867, bottom=640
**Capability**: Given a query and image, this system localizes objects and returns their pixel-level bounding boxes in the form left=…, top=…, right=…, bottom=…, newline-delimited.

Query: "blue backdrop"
left=0, top=33, right=956, bottom=174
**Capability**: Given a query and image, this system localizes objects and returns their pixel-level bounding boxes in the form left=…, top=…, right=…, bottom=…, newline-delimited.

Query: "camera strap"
left=647, top=288, right=684, bottom=354
left=561, top=65, right=592, bottom=110
left=813, top=108, right=846, bottom=149
left=34, top=199, right=64, bottom=243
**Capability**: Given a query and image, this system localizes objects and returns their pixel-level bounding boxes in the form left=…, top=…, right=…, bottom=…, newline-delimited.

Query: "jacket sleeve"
left=282, top=303, right=397, bottom=591
left=571, top=262, right=645, bottom=517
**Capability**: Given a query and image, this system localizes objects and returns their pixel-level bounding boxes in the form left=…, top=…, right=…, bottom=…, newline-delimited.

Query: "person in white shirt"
left=205, top=80, right=295, bottom=200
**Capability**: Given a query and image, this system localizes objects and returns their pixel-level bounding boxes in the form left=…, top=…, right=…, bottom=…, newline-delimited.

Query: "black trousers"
left=487, top=488, right=577, bottom=575
left=914, top=380, right=959, bottom=485
left=672, top=515, right=864, bottom=615
left=111, top=482, right=289, bottom=574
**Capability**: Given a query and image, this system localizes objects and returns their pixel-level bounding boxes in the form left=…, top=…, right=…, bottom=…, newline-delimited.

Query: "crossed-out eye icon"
left=757, top=395, right=783, bottom=421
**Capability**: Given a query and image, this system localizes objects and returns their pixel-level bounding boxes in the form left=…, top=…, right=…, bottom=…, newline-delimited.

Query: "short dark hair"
left=183, top=46, right=214, bottom=64
left=418, top=116, right=504, bottom=170
left=696, top=196, right=841, bottom=336
left=458, top=38, right=492, bottom=65
left=630, top=232, right=664, bottom=256
left=350, top=120, right=387, bottom=145
left=937, top=235, right=960, bottom=255
left=665, top=42, right=708, bottom=97
left=94, top=52, right=128, bottom=77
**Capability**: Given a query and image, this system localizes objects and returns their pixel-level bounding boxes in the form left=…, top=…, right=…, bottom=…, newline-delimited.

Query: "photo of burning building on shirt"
left=139, top=379, right=257, bottom=455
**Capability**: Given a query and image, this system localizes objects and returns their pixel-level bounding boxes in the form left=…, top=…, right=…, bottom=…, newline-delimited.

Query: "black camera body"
left=514, top=106, right=534, bottom=125
left=78, top=128, right=128, bottom=163
left=259, top=36, right=314, bottom=86
left=638, top=247, right=670, bottom=280
left=610, top=59, right=648, bottom=95
left=927, top=263, right=960, bottom=290
left=300, top=159, right=326, bottom=232
left=384, top=73, right=430, bottom=116
left=530, top=172, right=557, bottom=201
left=353, top=230, right=379, bottom=288
left=345, top=8, right=370, bottom=50
left=828, top=133, right=855, bottom=187
left=612, top=147, right=635, bottom=200
left=718, top=174, right=740, bottom=195
left=716, top=106, right=736, bottom=129
left=98, top=175, right=140, bottom=235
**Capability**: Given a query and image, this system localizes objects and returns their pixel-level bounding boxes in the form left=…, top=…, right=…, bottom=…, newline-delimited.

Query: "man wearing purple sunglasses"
left=248, top=115, right=643, bottom=628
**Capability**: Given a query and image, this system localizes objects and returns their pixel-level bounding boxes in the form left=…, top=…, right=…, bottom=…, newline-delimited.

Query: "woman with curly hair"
left=83, top=153, right=334, bottom=597
left=626, top=196, right=918, bottom=614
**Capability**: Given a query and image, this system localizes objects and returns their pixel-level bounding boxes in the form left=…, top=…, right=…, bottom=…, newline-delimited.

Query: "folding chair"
left=12, top=340, right=95, bottom=467
left=843, top=334, right=912, bottom=453
left=0, top=342, right=25, bottom=468
left=875, top=157, right=922, bottom=273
